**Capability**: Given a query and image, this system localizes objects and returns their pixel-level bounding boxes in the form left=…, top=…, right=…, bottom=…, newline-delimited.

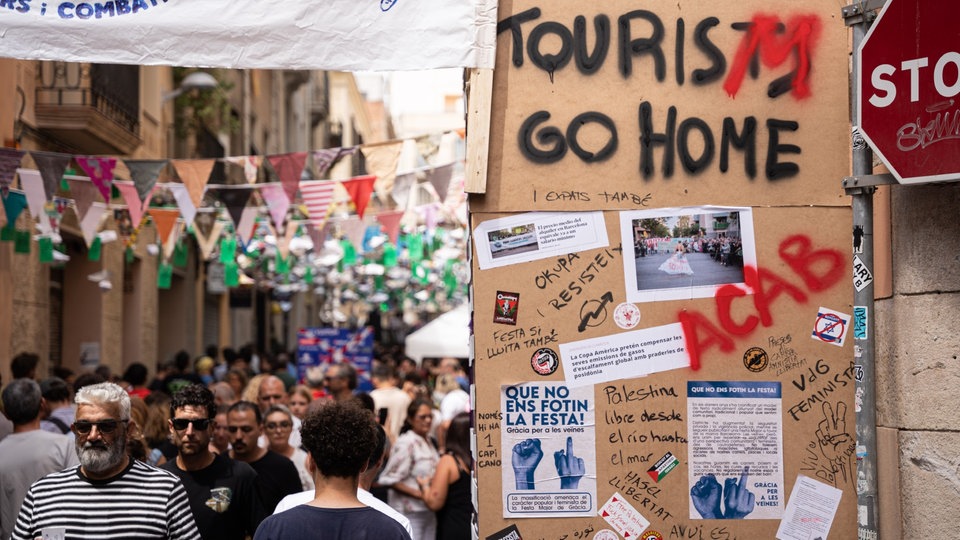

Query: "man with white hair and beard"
left=11, top=382, right=201, bottom=540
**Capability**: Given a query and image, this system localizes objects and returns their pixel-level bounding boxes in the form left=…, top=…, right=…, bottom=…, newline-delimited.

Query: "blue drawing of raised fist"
left=554, top=436, right=585, bottom=489
left=690, top=474, right=723, bottom=519
left=512, top=438, right=543, bottom=490
left=691, top=466, right=755, bottom=519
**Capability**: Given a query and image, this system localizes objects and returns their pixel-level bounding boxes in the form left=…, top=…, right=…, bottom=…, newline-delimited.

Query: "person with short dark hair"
left=254, top=402, right=411, bottom=539
left=39, top=377, right=75, bottom=435
left=10, top=352, right=39, bottom=380
left=228, top=401, right=301, bottom=514
left=257, top=375, right=302, bottom=449
left=0, top=379, right=78, bottom=540
left=162, top=385, right=266, bottom=539
left=11, top=382, right=201, bottom=539
left=273, top=423, right=413, bottom=536
left=322, top=363, right=357, bottom=402
left=122, top=362, right=151, bottom=400
left=72, top=371, right=105, bottom=395
left=370, top=364, right=411, bottom=443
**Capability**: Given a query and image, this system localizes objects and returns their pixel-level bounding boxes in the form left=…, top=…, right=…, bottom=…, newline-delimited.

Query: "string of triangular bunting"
left=0, top=132, right=468, bottom=289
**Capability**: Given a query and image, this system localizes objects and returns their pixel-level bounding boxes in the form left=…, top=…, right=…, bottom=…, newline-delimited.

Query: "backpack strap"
left=47, top=416, right=71, bottom=434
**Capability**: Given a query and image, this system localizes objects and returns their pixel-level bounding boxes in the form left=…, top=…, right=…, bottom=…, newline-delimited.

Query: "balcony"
left=34, top=62, right=142, bottom=155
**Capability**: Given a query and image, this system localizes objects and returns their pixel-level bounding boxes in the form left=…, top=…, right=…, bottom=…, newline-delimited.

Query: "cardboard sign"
left=471, top=1, right=854, bottom=538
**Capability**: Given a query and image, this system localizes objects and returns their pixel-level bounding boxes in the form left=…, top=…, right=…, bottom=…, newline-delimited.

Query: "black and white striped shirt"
left=12, top=460, right=201, bottom=540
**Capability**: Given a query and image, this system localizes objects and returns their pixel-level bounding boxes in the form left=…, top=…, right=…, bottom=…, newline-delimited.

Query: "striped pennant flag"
left=299, top=179, right=336, bottom=229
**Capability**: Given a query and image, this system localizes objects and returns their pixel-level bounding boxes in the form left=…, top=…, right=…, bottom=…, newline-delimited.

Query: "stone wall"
left=876, top=181, right=960, bottom=538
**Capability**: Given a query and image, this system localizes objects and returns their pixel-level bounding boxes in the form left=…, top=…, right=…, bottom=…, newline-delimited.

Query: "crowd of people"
left=0, top=348, right=474, bottom=539
left=635, top=235, right=744, bottom=270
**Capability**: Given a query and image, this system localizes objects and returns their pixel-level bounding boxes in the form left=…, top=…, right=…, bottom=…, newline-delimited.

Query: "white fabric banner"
left=0, top=0, right=498, bottom=70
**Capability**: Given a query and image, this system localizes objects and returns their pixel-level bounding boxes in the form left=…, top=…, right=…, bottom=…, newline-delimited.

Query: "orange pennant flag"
left=171, top=159, right=216, bottom=208
left=148, top=208, right=181, bottom=247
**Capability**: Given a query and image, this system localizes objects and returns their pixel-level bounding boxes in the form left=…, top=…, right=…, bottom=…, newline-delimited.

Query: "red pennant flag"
left=74, top=156, right=116, bottom=202
left=267, top=152, right=308, bottom=202
left=375, top=210, right=404, bottom=244
left=341, top=175, right=376, bottom=219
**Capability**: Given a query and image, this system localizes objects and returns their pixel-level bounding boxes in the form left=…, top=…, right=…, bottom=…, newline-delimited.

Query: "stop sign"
left=857, top=0, right=960, bottom=184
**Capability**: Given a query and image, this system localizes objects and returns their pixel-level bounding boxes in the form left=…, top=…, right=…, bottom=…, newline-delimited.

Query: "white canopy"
left=405, top=304, right=470, bottom=364
left=0, top=0, right=497, bottom=71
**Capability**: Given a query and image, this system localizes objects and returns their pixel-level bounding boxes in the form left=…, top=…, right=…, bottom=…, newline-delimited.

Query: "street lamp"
left=162, top=71, right=219, bottom=101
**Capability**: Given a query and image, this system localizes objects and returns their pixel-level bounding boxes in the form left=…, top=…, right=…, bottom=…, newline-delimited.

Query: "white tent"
left=405, top=304, right=470, bottom=364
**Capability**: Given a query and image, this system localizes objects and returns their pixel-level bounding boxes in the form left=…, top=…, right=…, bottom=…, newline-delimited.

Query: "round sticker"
left=531, top=348, right=559, bottom=376
left=640, top=531, right=664, bottom=540
left=593, top=530, right=620, bottom=540
left=743, top=347, right=769, bottom=372
left=613, top=302, right=641, bottom=329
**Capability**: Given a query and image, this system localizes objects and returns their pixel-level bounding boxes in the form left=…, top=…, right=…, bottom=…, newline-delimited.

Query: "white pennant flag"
left=167, top=183, right=199, bottom=226
left=80, top=202, right=109, bottom=247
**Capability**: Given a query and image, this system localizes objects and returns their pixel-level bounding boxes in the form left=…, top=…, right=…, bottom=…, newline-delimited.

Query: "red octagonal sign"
left=858, top=0, right=960, bottom=184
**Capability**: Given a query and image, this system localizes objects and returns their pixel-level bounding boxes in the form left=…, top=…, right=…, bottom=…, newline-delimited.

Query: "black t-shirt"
left=253, top=505, right=411, bottom=540
left=247, top=450, right=303, bottom=514
left=162, top=453, right=267, bottom=540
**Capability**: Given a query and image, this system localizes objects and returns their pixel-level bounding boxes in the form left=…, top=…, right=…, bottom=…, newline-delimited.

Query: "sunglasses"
left=171, top=418, right=211, bottom=431
left=227, top=425, right=256, bottom=434
left=264, top=421, right=292, bottom=430
left=73, top=420, right=125, bottom=435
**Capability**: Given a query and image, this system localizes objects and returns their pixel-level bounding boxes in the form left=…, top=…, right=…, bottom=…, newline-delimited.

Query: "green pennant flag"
left=219, top=237, right=236, bottom=264
left=14, top=230, right=30, bottom=253
left=173, top=240, right=188, bottom=267
left=38, top=237, right=54, bottom=263
left=157, top=262, right=173, bottom=289
left=125, top=247, right=135, bottom=264
left=341, top=239, right=356, bottom=265
left=412, top=261, right=429, bottom=285
left=443, top=259, right=457, bottom=295
left=88, top=237, right=102, bottom=261
left=407, top=233, right=423, bottom=263
left=0, top=226, right=14, bottom=242
left=276, top=253, right=290, bottom=275
left=224, top=261, right=239, bottom=287
left=382, top=242, right=397, bottom=268
left=304, top=266, right=314, bottom=285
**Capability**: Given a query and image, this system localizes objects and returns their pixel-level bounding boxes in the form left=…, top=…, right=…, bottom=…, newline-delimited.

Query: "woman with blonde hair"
left=287, top=385, right=312, bottom=420
left=241, top=374, right=267, bottom=404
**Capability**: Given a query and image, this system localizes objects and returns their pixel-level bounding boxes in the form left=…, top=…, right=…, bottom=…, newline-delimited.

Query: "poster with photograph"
left=619, top=207, right=757, bottom=303
left=474, top=211, right=609, bottom=269
left=687, top=381, right=784, bottom=520
left=501, top=382, right=597, bottom=518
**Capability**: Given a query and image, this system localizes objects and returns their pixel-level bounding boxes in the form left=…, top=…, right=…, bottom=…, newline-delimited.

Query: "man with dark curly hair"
left=162, top=385, right=266, bottom=539
left=253, top=401, right=412, bottom=539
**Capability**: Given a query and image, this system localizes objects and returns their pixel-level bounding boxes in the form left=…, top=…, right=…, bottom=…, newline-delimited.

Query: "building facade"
left=0, top=60, right=380, bottom=383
